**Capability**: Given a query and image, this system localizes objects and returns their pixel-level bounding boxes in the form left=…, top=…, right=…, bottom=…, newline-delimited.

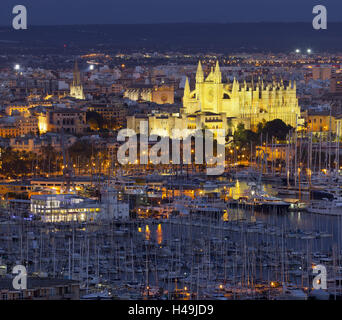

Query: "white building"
left=30, top=194, right=100, bottom=223
left=100, top=188, right=130, bottom=220
left=30, top=190, right=129, bottom=223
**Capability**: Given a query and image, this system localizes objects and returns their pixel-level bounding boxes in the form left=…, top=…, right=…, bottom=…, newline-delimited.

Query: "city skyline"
left=0, top=0, right=341, bottom=304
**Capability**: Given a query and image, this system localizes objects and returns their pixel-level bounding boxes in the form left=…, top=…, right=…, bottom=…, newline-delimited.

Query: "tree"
left=257, top=120, right=266, bottom=134
left=39, top=145, right=60, bottom=174
left=86, top=111, right=104, bottom=131
left=68, top=140, right=96, bottom=170
left=261, top=119, right=292, bottom=141
left=233, top=123, right=258, bottom=148
left=233, top=123, right=247, bottom=147
left=0, top=147, right=35, bottom=177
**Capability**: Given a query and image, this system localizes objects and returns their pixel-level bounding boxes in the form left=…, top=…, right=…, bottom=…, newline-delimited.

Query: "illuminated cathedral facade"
left=70, top=60, right=85, bottom=100
left=127, top=61, right=302, bottom=137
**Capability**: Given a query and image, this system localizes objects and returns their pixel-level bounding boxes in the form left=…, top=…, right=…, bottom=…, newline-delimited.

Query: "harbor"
left=0, top=172, right=342, bottom=300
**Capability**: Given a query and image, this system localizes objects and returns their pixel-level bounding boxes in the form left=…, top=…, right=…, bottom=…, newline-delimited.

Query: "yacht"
left=237, top=183, right=290, bottom=211
left=307, top=198, right=342, bottom=216
left=277, top=288, right=308, bottom=300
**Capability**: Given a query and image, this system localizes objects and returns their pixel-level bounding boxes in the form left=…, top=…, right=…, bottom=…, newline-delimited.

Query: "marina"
left=0, top=172, right=342, bottom=300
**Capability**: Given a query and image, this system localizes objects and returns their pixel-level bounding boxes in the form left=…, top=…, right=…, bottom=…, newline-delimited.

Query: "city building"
left=312, top=64, right=339, bottom=81
left=47, top=108, right=87, bottom=134
left=100, top=188, right=130, bottom=220
left=30, top=194, right=102, bottom=223
left=0, top=116, right=39, bottom=137
left=9, top=133, right=77, bottom=154
left=330, top=70, right=342, bottom=93
left=87, top=101, right=127, bottom=126
left=306, top=110, right=338, bottom=134
left=5, top=102, right=31, bottom=116
left=124, top=84, right=174, bottom=104
left=30, top=190, right=129, bottom=222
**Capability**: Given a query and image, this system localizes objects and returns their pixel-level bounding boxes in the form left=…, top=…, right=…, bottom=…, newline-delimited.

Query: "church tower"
left=70, top=60, right=85, bottom=100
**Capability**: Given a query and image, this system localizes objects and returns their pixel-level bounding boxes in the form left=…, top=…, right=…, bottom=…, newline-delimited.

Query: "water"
left=228, top=180, right=341, bottom=246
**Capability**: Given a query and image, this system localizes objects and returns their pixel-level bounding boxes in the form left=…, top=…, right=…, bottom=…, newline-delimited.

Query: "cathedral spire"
left=214, top=60, right=222, bottom=83
left=215, top=60, right=220, bottom=73
left=184, top=77, right=190, bottom=97
left=73, top=59, right=81, bottom=86
left=70, top=58, right=85, bottom=100
left=196, top=61, right=204, bottom=83
left=232, top=78, right=239, bottom=93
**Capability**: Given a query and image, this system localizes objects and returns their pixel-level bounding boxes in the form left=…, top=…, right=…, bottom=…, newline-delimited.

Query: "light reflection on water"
left=157, top=179, right=341, bottom=246
left=228, top=180, right=342, bottom=244
left=145, top=225, right=150, bottom=240
left=182, top=179, right=340, bottom=244
left=156, top=224, right=163, bottom=244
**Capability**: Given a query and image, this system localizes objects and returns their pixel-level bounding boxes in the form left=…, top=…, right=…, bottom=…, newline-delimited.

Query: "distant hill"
left=0, top=23, right=341, bottom=53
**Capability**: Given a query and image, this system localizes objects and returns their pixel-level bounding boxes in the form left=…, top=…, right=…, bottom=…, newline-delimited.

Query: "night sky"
left=0, top=0, right=339, bottom=25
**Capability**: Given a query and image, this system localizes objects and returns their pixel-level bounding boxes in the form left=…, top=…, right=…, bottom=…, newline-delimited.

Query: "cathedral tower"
left=70, top=60, right=85, bottom=100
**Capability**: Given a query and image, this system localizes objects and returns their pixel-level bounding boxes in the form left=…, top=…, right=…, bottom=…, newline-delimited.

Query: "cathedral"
left=69, top=60, right=85, bottom=100
left=127, top=61, right=302, bottom=137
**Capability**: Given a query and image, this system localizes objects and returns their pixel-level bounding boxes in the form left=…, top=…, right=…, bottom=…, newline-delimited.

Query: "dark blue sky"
left=0, top=0, right=339, bottom=25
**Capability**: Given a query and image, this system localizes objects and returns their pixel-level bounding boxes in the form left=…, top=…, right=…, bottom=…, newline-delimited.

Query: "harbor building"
left=30, top=190, right=129, bottom=223
left=30, top=194, right=102, bottom=223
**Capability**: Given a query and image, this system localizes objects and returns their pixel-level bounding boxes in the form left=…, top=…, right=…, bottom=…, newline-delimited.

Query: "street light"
left=14, top=64, right=20, bottom=71
left=295, top=49, right=300, bottom=53
left=307, top=49, right=312, bottom=54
